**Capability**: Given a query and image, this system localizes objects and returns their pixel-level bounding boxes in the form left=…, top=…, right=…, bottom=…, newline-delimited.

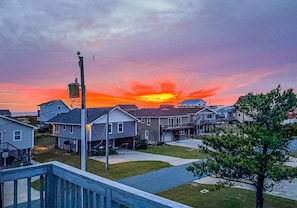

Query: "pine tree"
left=188, top=86, right=297, bottom=208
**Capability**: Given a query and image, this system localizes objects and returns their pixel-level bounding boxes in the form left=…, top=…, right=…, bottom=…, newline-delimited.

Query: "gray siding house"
left=47, top=106, right=139, bottom=154
left=0, top=115, right=37, bottom=165
left=37, top=100, right=70, bottom=127
left=132, top=106, right=210, bottom=144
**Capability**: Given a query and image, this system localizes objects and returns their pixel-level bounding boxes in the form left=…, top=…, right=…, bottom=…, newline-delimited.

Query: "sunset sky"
left=0, top=1, right=296, bottom=113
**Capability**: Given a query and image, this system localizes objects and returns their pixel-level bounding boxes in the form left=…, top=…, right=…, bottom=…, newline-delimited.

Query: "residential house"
left=37, top=100, right=70, bottom=127
left=47, top=106, right=139, bottom=154
left=234, top=96, right=253, bottom=124
left=179, top=99, right=206, bottom=108
left=216, top=106, right=237, bottom=123
left=0, top=115, right=37, bottom=166
left=132, top=106, right=217, bottom=144
left=0, top=110, right=11, bottom=117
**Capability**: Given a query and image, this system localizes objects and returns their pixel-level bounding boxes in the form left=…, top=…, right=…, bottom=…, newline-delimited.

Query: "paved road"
left=118, top=161, right=202, bottom=194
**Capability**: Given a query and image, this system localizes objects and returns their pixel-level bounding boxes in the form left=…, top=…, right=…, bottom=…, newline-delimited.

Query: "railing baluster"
left=65, top=180, right=70, bottom=208
left=61, top=178, right=65, bottom=208
left=92, top=192, right=96, bottom=208
left=106, top=188, right=111, bottom=208
left=76, top=185, right=81, bottom=207
left=27, top=178, right=31, bottom=208
left=56, top=177, right=62, bottom=208
left=40, top=175, right=44, bottom=208
left=13, top=180, right=17, bottom=208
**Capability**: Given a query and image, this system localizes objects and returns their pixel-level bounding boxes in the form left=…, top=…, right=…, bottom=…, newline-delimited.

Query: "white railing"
left=0, top=161, right=191, bottom=208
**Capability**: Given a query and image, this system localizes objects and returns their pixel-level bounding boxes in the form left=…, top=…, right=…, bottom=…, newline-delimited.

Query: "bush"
left=135, top=139, right=148, bottom=150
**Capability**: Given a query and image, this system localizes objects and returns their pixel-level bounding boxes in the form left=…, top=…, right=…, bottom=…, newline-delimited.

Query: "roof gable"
left=38, top=100, right=69, bottom=109
left=0, top=115, right=37, bottom=129
left=91, top=107, right=139, bottom=124
left=0, top=110, right=11, bottom=116
left=47, top=107, right=114, bottom=124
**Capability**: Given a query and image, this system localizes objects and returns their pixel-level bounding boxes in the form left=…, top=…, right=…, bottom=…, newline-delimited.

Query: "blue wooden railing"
left=0, top=161, right=191, bottom=208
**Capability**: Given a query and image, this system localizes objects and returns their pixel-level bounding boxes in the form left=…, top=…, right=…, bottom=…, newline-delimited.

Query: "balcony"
left=0, top=161, right=190, bottom=208
left=162, top=123, right=194, bottom=131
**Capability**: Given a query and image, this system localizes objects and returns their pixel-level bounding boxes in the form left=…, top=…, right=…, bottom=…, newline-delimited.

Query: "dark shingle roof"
left=0, top=110, right=11, bottom=116
left=132, top=107, right=203, bottom=117
left=47, top=107, right=113, bottom=124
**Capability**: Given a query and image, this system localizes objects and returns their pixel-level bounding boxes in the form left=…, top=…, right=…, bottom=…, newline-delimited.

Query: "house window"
left=54, top=124, right=59, bottom=133
left=57, top=105, right=61, bottom=110
left=141, top=118, right=145, bottom=124
left=108, top=123, right=112, bottom=134
left=179, top=130, right=185, bottom=135
left=13, top=130, right=22, bottom=141
left=207, top=114, right=212, bottom=119
left=63, top=125, right=66, bottom=130
left=145, top=130, right=149, bottom=140
left=118, top=123, right=123, bottom=133
left=70, top=125, right=73, bottom=134
left=147, top=118, right=151, bottom=126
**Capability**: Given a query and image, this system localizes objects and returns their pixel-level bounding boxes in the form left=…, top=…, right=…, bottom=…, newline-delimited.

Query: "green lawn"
left=158, top=183, right=297, bottom=208
left=32, top=147, right=170, bottom=181
left=34, top=132, right=56, bottom=147
left=139, top=145, right=208, bottom=159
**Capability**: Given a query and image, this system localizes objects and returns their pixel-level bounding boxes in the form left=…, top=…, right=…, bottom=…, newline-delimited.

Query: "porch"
left=0, top=161, right=190, bottom=208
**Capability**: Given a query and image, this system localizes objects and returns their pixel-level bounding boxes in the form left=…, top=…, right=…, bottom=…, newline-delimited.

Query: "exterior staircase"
left=0, top=142, right=32, bottom=168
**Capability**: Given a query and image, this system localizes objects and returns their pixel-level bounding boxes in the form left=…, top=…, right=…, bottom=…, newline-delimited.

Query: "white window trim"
left=70, top=125, right=73, bottom=134
left=108, top=123, right=112, bottom=134
left=54, top=124, right=59, bottom=133
left=147, top=118, right=151, bottom=126
left=118, top=122, right=124, bottom=133
left=141, top=118, right=145, bottom=124
left=145, top=130, right=149, bottom=140
left=13, top=130, right=22, bottom=141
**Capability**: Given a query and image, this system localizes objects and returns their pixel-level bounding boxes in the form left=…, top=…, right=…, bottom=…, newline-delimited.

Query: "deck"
left=0, top=161, right=190, bottom=208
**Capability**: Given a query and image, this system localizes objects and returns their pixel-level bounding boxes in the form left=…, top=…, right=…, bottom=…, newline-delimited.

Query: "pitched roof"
left=47, top=107, right=113, bottom=124
left=38, top=100, right=69, bottom=108
left=0, top=115, right=37, bottom=129
left=0, top=110, right=11, bottom=116
left=132, top=107, right=204, bottom=117
left=117, top=104, right=139, bottom=112
left=179, top=99, right=206, bottom=105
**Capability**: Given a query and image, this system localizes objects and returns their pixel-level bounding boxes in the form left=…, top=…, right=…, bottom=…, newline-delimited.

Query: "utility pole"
left=105, top=110, right=109, bottom=170
left=77, top=51, right=87, bottom=171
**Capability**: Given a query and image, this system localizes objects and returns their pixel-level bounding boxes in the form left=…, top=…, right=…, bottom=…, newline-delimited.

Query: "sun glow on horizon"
left=135, top=93, right=178, bottom=103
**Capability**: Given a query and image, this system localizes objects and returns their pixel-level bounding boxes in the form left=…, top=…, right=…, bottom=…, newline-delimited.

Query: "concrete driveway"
left=165, top=138, right=203, bottom=149
left=90, top=149, right=199, bottom=166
